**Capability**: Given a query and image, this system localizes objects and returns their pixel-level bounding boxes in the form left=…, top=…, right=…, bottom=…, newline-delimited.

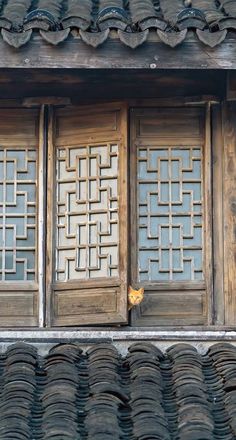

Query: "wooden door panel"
left=134, top=108, right=204, bottom=143
left=47, top=103, right=128, bottom=326
left=130, top=106, right=212, bottom=326
left=132, top=290, right=207, bottom=326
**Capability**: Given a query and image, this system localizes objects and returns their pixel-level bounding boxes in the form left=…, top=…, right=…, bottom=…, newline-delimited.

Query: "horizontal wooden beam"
left=1, top=331, right=236, bottom=358
left=23, top=96, right=71, bottom=106
left=0, top=34, right=236, bottom=69
left=0, top=329, right=236, bottom=345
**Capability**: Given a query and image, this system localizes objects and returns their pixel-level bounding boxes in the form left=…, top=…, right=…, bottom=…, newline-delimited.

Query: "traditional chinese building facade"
left=0, top=1, right=236, bottom=438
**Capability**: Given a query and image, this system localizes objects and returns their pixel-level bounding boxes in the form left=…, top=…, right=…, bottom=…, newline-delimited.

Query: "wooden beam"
left=0, top=70, right=226, bottom=102
left=2, top=329, right=236, bottom=344
left=23, top=97, right=71, bottom=106
left=0, top=34, right=236, bottom=69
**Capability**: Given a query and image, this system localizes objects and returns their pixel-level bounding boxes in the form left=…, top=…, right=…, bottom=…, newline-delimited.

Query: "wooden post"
left=223, top=102, right=236, bottom=324
left=38, top=105, right=48, bottom=327
left=212, top=104, right=224, bottom=325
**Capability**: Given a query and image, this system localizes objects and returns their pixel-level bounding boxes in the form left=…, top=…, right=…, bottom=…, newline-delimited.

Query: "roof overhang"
left=0, top=31, right=236, bottom=69
left=0, top=0, right=235, bottom=69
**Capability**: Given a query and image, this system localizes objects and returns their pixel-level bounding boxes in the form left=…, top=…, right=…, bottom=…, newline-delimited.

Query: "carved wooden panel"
left=55, top=143, right=119, bottom=281
left=137, top=146, right=203, bottom=282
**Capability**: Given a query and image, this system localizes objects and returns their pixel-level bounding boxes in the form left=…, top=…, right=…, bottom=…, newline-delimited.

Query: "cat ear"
left=140, top=288, right=144, bottom=295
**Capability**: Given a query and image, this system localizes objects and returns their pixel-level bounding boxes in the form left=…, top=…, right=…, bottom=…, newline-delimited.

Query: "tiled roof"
left=0, top=342, right=236, bottom=439
left=0, top=0, right=236, bottom=48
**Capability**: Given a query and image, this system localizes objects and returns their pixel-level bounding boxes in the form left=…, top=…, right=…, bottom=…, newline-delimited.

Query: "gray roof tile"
left=0, top=0, right=235, bottom=48
left=0, top=342, right=235, bottom=438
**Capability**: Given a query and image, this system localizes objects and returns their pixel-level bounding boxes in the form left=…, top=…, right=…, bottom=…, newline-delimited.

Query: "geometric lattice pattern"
left=0, top=148, right=37, bottom=281
left=138, top=146, right=203, bottom=282
left=56, top=143, right=119, bottom=281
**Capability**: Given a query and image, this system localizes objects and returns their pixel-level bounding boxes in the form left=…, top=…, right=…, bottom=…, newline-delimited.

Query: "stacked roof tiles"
left=0, top=342, right=236, bottom=438
left=0, top=0, right=236, bottom=48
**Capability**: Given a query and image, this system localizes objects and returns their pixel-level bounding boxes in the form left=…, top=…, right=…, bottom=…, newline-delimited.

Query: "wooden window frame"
left=129, top=102, right=217, bottom=326
left=0, top=105, right=42, bottom=327
left=46, top=103, right=128, bottom=326
left=0, top=98, right=229, bottom=329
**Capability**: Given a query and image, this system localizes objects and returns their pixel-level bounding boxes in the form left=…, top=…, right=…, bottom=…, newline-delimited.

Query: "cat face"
left=128, top=286, right=144, bottom=307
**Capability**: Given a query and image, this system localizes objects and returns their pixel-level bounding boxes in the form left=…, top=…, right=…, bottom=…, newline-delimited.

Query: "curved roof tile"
left=0, top=342, right=235, bottom=438
left=3, top=0, right=31, bottom=27
left=0, top=0, right=235, bottom=48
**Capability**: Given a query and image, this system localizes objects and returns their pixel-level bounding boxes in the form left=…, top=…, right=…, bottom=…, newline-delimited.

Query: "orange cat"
left=128, top=286, right=144, bottom=311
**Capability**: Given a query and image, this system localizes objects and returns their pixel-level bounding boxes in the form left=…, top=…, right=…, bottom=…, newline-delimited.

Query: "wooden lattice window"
left=46, top=104, right=128, bottom=326
left=0, top=103, right=128, bottom=328
left=137, top=145, right=204, bottom=282
left=130, top=107, right=212, bottom=326
left=0, top=102, right=228, bottom=328
left=55, top=142, right=119, bottom=281
left=0, top=109, right=40, bottom=326
left=0, top=147, right=37, bottom=281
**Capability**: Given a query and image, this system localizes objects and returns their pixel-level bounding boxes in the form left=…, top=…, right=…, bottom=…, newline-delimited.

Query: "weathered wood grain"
left=132, top=291, right=207, bottom=326
left=0, top=70, right=226, bottom=103
left=47, top=103, right=128, bottom=327
left=130, top=105, right=214, bottom=327
left=212, top=104, right=225, bottom=325
left=0, top=34, right=234, bottom=69
left=204, top=103, right=214, bottom=324
left=223, top=102, right=236, bottom=325
left=0, top=107, right=40, bottom=327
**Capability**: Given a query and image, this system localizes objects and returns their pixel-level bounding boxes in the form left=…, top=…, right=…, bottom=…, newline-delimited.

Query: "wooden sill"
left=0, top=327, right=235, bottom=343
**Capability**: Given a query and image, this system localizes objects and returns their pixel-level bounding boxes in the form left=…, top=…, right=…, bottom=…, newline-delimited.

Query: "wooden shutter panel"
left=47, top=103, right=128, bottom=326
left=0, top=108, right=40, bottom=326
left=130, top=106, right=212, bottom=326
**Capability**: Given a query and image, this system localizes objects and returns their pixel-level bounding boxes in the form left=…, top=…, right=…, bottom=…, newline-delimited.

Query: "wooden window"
left=130, top=107, right=213, bottom=326
left=136, top=145, right=204, bottom=282
left=0, top=108, right=40, bottom=326
left=46, top=104, right=128, bottom=326
left=0, top=103, right=128, bottom=328
left=0, top=101, right=232, bottom=328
